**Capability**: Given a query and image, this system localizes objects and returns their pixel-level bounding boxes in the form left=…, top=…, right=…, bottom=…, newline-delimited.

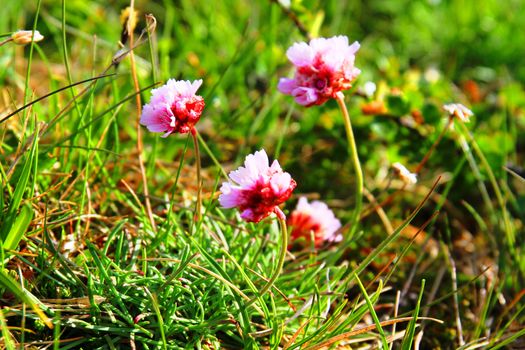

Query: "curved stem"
left=361, top=115, right=453, bottom=220
left=335, top=92, right=363, bottom=236
left=247, top=208, right=288, bottom=305
left=0, top=37, right=12, bottom=47
left=414, top=116, right=453, bottom=174
left=191, top=129, right=202, bottom=222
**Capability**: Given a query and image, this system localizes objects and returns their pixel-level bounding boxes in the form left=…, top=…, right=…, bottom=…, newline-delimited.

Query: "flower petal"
left=286, top=42, right=315, bottom=67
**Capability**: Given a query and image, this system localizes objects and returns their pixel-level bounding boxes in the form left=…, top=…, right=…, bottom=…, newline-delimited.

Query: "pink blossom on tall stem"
left=288, top=197, right=342, bottom=248
left=278, top=35, right=361, bottom=107
left=219, top=149, right=296, bottom=223
left=140, top=79, right=205, bottom=137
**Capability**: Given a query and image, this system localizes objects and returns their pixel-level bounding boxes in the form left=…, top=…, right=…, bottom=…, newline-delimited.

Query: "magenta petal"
left=218, top=183, right=242, bottom=208
left=278, top=78, right=297, bottom=94
left=140, top=104, right=173, bottom=133
left=240, top=209, right=257, bottom=222
left=293, top=87, right=318, bottom=106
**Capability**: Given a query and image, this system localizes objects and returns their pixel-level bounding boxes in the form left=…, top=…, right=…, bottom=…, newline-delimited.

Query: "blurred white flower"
left=443, top=103, right=473, bottom=123
left=424, top=67, right=440, bottom=83
left=277, top=0, right=291, bottom=8
left=363, top=81, right=377, bottom=98
left=392, top=162, right=417, bottom=185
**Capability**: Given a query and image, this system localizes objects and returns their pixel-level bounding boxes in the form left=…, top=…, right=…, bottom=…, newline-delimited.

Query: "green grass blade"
left=490, top=328, right=525, bottom=350
left=350, top=178, right=440, bottom=279
left=0, top=310, right=16, bottom=350
left=3, top=204, right=33, bottom=251
left=354, top=274, right=389, bottom=349
left=0, top=74, right=115, bottom=125
left=0, top=268, right=52, bottom=328
left=401, top=279, right=425, bottom=350
left=1, top=130, right=38, bottom=241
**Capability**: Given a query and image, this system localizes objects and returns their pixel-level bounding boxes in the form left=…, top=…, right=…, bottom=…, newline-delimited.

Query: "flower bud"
left=11, top=30, right=44, bottom=45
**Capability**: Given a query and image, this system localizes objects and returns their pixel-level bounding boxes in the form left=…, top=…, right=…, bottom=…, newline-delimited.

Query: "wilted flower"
left=288, top=197, right=342, bottom=248
left=278, top=35, right=361, bottom=107
left=120, top=6, right=139, bottom=29
left=140, top=79, right=205, bottom=137
left=443, top=103, right=473, bottom=123
left=219, top=149, right=296, bottom=223
left=392, top=162, right=417, bottom=185
left=120, top=6, right=139, bottom=45
left=11, top=30, right=44, bottom=45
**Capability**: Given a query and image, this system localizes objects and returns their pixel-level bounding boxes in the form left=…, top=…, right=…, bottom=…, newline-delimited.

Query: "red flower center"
left=238, top=177, right=296, bottom=222
left=169, top=97, right=205, bottom=134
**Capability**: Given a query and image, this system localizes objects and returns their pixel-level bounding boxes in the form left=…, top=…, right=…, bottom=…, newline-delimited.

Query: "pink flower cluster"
left=140, top=79, right=205, bottom=137
left=139, top=37, right=352, bottom=247
left=288, top=197, right=342, bottom=248
left=278, top=35, right=361, bottom=107
left=219, top=150, right=296, bottom=223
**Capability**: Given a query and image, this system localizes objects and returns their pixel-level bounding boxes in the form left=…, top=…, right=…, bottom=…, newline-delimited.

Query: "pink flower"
left=140, top=79, right=205, bottom=137
left=288, top=197, right=342, bottom=248
left=219, top=150, right=296, bottom=223
left=278, top=35, right=361, bottom=107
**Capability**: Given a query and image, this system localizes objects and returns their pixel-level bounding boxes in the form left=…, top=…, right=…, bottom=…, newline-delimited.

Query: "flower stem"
left=128, top=0, right=156, bottom=232
left=191, top=129, right=202, bottom=222
left=247, top=207, right=288, bottom=305
left=457, top=121, right=515, bottom=250
left=335, top=92, right=363, bottom=236
left=414, top=116, right=453, bottom=174
left=0, top=37, right=12, bottom=47
left=361, top=115, right=453, bottom=221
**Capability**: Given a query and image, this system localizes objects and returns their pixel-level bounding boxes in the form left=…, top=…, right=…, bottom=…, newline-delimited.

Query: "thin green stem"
left=191, top=129, right=202, bottom=222
left=247, top=208, right=288, bottom=305
left=335, top=92, right=363, bottom=236
left=457, top=121, right=515, bottom=250
left=22, top=0, right=42, bottom=129
left=196, top=132, right=228, bottom=179
left=61, top=0, right=81, bottom=120
left=414, top=116, right=453, bottom=174
left=361, top=114, right=452, bottom=221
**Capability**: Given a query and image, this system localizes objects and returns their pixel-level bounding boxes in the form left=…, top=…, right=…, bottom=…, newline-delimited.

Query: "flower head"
left=140, top=79, right=205, bottom=137
left=219, top=150, right=296, bottom=223
left=392, top=162, right=417, bottom=185
left=278, top=35, right=361, bottom=107
left=443, top=103, right=473, bottom=123
left=11, top=30, right=44, bottom=45
left=288, top=197, right=342, bottom=248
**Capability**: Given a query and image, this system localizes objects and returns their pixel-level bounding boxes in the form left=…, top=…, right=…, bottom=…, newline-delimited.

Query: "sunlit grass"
left=0, top=0, right=524, bottom=349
